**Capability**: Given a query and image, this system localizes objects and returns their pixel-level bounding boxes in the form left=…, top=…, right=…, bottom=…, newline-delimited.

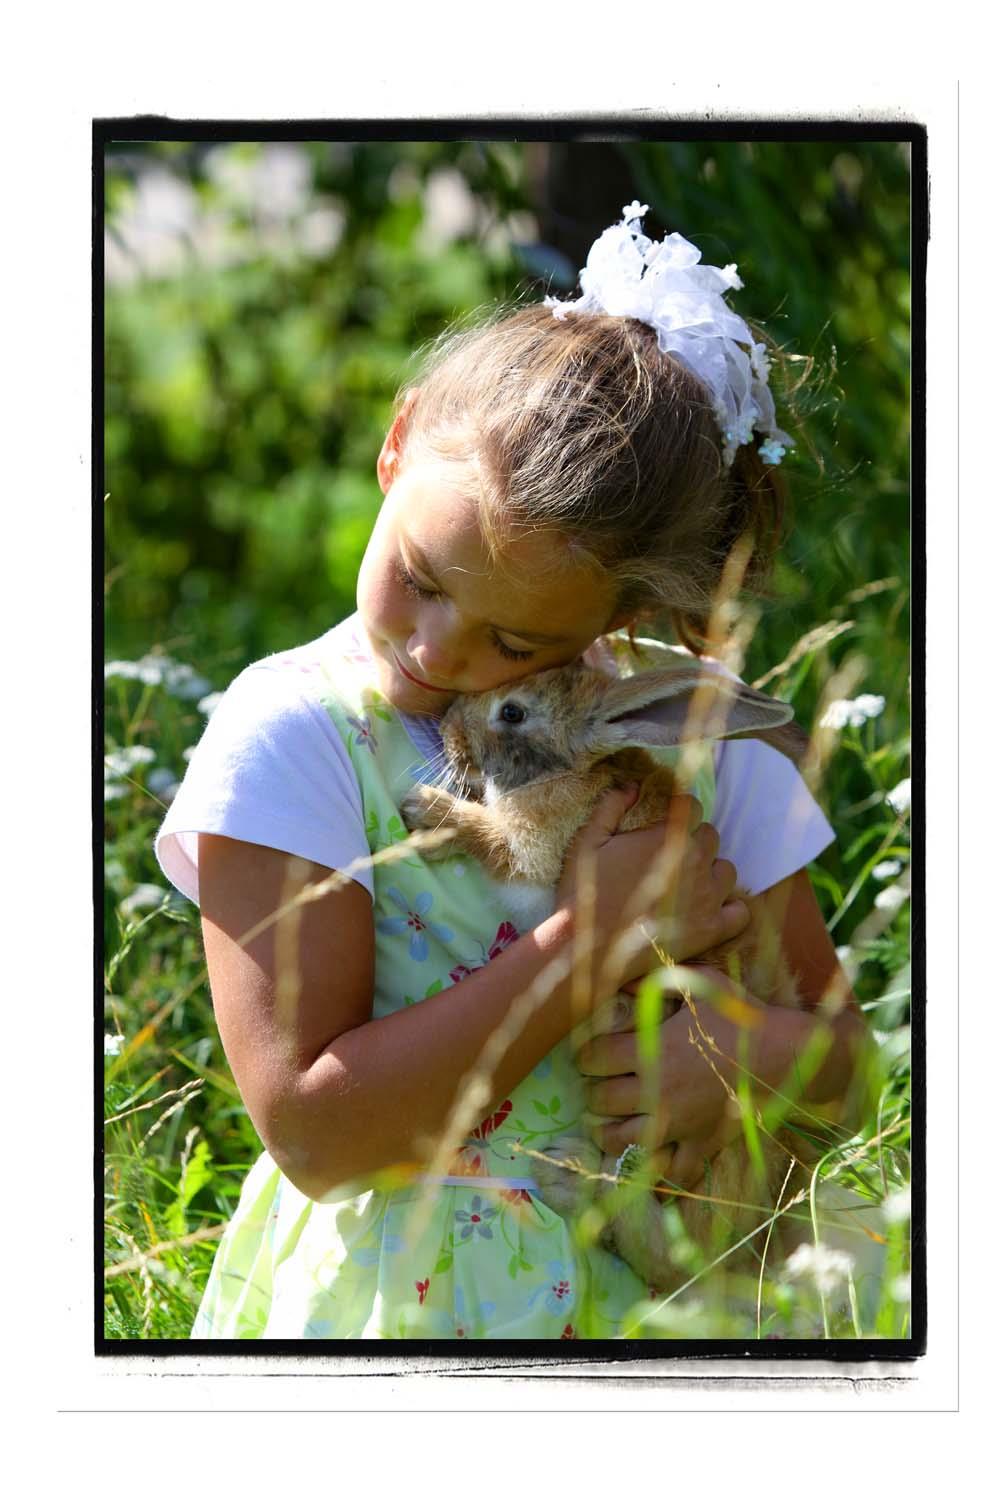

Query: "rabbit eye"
left=499, top=702, right=526, bottom=725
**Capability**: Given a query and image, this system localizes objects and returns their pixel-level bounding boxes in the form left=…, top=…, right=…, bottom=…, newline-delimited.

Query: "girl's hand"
left=575, top=966, right=769, bottom=1188
left=555, top=787, right=749, bottom=993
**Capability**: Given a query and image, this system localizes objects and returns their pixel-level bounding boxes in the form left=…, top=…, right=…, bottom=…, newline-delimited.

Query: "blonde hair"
left=396, top=302, right=790, bottom=654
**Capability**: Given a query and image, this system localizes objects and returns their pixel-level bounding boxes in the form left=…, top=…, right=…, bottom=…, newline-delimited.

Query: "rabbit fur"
left=400, top=655, right=814, bottom=1293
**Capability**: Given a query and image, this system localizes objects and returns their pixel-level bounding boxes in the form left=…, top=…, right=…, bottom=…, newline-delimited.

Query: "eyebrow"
left=402, top=537, right=572, bottom=645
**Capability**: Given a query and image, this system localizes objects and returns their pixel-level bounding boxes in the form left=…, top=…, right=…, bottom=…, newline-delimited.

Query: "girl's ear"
left=377, top=388, right=421, bottom=495
left=580, top=666, right=809, bottom=765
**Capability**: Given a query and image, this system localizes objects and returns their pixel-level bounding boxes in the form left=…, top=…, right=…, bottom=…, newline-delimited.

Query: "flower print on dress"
left=360, top=690, right=395, bottom=724
left=501, top=1186, right=534, bottom=1205
left=415, top=1277, right=430, bottom=1305
left=448, top=921, right=520, bottom=982
left=453, top=1283, right=496, bottom=1338
left=527, top=1260, right=576, bottom=1316
left=346, top=714, right=378, bottom=754
left=470, top=1100, right=513, bottom=1141
left=377, top=886, right=454, bottom=961
left=454, top=1195, right=499, bottom=1240
left=451, top=1098, right=516, bottom=1175
left=349, top=1245, right=381, bottom=1268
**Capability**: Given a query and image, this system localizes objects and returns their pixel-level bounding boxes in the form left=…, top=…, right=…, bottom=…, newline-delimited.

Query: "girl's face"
left=356, top=455, right=626, bottom=716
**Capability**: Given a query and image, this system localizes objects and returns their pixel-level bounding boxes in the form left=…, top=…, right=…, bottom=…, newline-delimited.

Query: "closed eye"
left=491, top=635, right=535, bottom=662
left=397, top=560, right=536, bottom=661
left=395, top=561, right=438, bottom=600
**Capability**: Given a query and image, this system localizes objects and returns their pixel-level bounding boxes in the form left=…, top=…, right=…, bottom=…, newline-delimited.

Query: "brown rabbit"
left=400, top=654, right=814, bottom=1293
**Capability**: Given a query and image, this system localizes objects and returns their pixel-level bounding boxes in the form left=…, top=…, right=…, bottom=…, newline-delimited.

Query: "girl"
left=156, top=205, right=871, bottom=1339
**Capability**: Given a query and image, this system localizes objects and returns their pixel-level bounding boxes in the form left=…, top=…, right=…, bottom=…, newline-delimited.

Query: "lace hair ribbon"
left=545, top=201, right=794, bottom=468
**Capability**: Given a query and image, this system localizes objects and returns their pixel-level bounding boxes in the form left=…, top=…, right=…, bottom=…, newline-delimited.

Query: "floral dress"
left=191, top=625, right=716, bottom=1340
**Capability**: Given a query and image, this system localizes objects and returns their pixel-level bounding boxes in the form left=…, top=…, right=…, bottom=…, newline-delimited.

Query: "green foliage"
left=103, top=139, right=912, bottom=1340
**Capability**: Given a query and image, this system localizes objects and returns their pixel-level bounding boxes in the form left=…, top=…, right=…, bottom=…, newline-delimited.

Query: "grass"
left=102, top=609, right=913, bottom=1343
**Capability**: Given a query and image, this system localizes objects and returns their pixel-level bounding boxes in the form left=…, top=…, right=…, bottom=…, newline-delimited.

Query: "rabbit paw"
left=532, top=1137, right=602, bottom=1221
left=400, top=783, right=454, bottom=834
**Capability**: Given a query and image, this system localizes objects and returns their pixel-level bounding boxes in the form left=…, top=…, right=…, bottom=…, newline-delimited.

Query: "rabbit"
left=400, top=655, right=815, bottom=1294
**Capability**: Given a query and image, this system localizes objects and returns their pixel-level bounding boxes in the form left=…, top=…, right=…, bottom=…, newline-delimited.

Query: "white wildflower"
left=886, top=777, right=911, bottom=814
left=182, top=747, right=196, bottom=762
left=872, top=859, right=903, bottom=881
left=890, top=1274, right=911, bottom=1303
left=105, top=654, right=210, bottom=700
left=197, top=691, right=224, bottom=717
left=104, top=783, right=128, bottom=803
left=783, top=1241, right=855, bottom=1295
left=874, top=884, right=908, bottom=913
left=884, top=1185, right=911, bottom=1224
left=104, top=659, right=143, bottom=683
left=146, top=767, right=180, bottom=801
left=820, top=694, right=886, bottom=730
left=105, top=656, right=168, bottom=687
left=119, top=884, right=168, bottom=917
left=105, top=745, right=156, bottom=779
left=161, top=660, right=212, bottom=700
left=104, top=1033, right=124, bottom=1057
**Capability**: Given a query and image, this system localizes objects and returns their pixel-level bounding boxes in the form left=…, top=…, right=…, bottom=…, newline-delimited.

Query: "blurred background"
left=104, top=138, right=911, bottom=676
left=102, top=138, right=914, bottom=1337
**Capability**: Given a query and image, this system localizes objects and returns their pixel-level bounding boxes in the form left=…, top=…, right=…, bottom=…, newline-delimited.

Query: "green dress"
left=192, top=624, right=716, bottom=1340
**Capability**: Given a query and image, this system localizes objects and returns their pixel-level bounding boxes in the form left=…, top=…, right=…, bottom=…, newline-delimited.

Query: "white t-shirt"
left=155, top=614, right=835, bottom=906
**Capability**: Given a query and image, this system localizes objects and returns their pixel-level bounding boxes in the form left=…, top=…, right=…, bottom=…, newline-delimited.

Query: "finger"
left=666, top=1124, right=736, bottom=1193
left=691, top=820, right=721, bottom=859
left=573, top=784, right=639, bottom=850
left=584, top=1074, right=642, bottom=1118
left=651, top=1144, right=678, bottom=1184
left=591, top=991, right=638, bottom=1032
left=576, top=1028, right=638, bottom=1076
left=711, top=856, right=738, bottom=896
left=664, top=793, right=703, bottom=837
left=589, top=1112, right=655, bottom=1156
left=717, top=896, right=750, bottom=942
left=663, top=1139, right=715, bottom=1192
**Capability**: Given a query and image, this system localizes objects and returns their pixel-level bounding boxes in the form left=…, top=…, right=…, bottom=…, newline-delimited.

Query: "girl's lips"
left=391, top=650, right=453, bottom=693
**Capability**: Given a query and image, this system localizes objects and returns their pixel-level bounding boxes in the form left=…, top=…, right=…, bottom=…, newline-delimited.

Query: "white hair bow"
left=545, top=201, right=794, bottom=468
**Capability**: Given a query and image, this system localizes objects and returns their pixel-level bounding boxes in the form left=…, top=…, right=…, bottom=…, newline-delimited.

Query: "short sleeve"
left=711, top=735, right=835, bottom=896
left=585, top=633, right=836, bottom=896
left=154, top=663, right=372, bottom=907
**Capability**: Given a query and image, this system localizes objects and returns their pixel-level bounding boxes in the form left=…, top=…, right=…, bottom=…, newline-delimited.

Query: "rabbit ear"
left=582, top=666, right=807, bottom=765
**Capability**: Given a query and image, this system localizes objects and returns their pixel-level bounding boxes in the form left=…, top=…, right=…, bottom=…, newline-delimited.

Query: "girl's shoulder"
left=154, top=617, right=375, bottom=906
left=242, top=613, right=369, bottom=686
left=195, top=619, right=360, bottom=749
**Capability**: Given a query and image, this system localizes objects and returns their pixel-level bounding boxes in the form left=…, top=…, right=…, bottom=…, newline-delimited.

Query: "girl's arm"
left=578, top=867, right=877, bottom=1187
left=743, top=865, right=872, bottom=1109
left=199, top=789, right=747, bottom=1201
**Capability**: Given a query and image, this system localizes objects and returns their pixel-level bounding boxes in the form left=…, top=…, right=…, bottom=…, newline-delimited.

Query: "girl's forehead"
left=391, top=462, right=616, bottom=625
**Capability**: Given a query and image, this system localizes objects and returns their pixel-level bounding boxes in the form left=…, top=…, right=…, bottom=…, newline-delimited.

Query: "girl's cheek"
left=358, top=552, right=402, bottom=631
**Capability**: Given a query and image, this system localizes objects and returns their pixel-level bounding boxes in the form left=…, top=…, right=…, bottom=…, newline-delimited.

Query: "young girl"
left=156, top=204, right=871, bottom=1339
